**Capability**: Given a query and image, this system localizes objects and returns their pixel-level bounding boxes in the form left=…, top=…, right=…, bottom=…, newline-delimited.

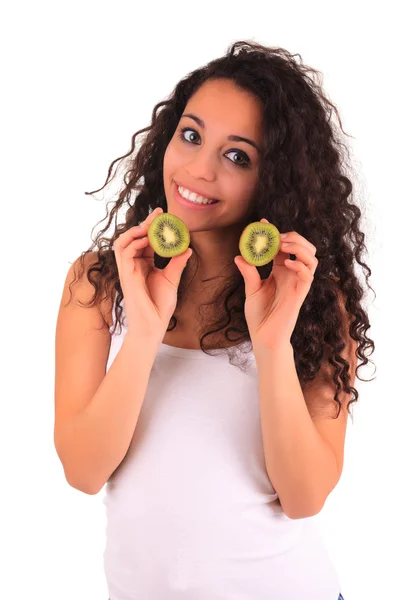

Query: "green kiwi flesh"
left=239, top=221, right=281, bottom=266
left=148, top=212, right=190, bottom=258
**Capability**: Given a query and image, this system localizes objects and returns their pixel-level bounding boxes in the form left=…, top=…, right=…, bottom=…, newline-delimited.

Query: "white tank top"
left=102, top=298, right=341, bottom=600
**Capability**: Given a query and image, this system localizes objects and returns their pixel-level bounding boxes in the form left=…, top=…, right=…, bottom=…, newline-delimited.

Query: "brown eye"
left=178, top=127, right=251, bottom=169
left=178, top=128, right=200, bottom=144
left=225, top=150, right=250, bottom=167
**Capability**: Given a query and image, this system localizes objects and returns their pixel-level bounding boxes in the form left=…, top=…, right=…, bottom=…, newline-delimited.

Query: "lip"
left=173, top=181, right=220, bottom=211
left=174, top=180, right=219, bottom=203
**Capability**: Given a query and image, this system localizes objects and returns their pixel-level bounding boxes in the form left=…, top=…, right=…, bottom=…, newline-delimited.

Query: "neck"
left=184, top=222, right=245, bottom=285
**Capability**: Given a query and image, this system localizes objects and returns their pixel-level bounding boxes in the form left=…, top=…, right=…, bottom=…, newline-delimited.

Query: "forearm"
left=58, top=334, right=159, bottom=494
left=253, top=341, right=338, bottom=519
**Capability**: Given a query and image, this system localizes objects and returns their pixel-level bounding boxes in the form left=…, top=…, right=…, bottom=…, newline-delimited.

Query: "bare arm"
left=253, top=341, right=346, bottom=519
left=54, top=253, right=160, bottom=495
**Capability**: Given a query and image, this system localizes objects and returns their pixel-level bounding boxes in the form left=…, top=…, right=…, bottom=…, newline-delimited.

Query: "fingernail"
left=281, top=233, right=288, bottom=239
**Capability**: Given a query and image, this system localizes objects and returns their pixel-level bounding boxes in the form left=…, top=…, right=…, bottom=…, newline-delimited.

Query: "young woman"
left=54, top=40, right=374, bottom=600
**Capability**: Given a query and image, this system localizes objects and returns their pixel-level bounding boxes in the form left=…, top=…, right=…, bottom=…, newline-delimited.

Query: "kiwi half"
left=148, top=212, right=190, bottom=258
left=239, top=221, right=281, bottom=267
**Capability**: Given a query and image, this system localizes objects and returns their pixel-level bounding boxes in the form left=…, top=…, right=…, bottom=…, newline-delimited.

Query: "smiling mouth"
left=175, top=181, right=219, bottom=204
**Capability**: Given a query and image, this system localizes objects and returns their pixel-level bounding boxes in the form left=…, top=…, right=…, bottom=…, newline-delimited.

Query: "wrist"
left=123, top=330, right=162, bottom=353
left=251, top=337, right=293, bottom=357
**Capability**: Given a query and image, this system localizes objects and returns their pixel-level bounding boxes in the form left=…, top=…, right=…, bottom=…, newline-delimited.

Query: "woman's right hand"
left=113, top=207, right=192, bottom=343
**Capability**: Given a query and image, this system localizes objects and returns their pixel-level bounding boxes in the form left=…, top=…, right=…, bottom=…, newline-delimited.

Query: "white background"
left=1, top=1, right=398, bottom=599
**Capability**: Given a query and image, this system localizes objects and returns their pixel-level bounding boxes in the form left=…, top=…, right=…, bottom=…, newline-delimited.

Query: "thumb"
left=162, top=248, right=193, bottom=289
left=234, top=255, right=262, bottom=298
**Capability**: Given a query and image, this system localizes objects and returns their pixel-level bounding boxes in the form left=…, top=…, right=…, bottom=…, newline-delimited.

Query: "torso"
left=161, top=301, right=237, bottom=350
left=162, top=328, right=203, bottom=350
left=162, top=322, right=241, bottom=351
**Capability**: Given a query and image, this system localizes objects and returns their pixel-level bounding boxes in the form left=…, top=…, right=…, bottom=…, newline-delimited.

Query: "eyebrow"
left=181, top=113, right=261, bottom=154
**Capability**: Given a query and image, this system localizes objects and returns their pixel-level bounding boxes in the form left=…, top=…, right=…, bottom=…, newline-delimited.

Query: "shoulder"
left=67, top=250, right=117, bottom=330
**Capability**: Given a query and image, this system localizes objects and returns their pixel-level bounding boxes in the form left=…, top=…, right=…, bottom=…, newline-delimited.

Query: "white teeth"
left=178, top=185, right=215, bottom=205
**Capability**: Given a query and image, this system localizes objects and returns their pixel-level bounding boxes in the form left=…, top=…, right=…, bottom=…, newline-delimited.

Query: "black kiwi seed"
left=239, top=221, right=281, bottom=267
left=147, top=212, right=190, bottom=258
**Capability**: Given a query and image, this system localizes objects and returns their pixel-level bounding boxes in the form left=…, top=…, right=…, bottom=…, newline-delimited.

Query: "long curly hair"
left=67, top=40, right=375, bottom=420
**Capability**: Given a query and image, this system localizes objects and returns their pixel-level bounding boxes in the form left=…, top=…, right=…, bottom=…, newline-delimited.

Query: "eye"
left=225, top=150, right=250, bottom=168
left=179, top=128, right=200, bottom=144
left=178, top=127, right=251, bottom=168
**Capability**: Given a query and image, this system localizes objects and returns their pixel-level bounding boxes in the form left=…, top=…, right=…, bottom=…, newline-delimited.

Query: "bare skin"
left=106, top=79, right=265, bottom=349
left=163, top=78, right=263, bottom=286
left=163, top=79, right=263, bottom=348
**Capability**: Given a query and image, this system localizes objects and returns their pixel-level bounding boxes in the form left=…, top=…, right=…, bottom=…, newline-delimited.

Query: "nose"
left=184, top=148, right=217, bottom=182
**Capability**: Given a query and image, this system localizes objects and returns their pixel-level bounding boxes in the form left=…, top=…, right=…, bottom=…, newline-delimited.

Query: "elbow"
left=284, top=506, right=323, bottom=520
left=67, top=476, right=102, bottom=495
left=57, top=456, right=104, bottom=495
left=281, top=496, right=325, bottom=520
left=64, top=469, right=103, bottom=495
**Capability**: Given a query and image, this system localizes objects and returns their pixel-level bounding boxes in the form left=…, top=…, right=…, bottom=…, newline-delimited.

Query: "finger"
left=280, top=242, right=318, bottom=274
left=162, top=248, right=193, bottom=289
left=127, top=236, right=149, bottom=250
left=114, top=236, right=149, bottom=276
left=259, top=219, right=316, bottom=259
left=135, top=208, right=166, bottom=259
left=234, top=255, right=262, bottom=298
left=113, top=226, right=143, bottom=253
left=260, top=219, right=316, bottom=255
left=284, top=258, right=315, bottom=283
left=138, top=206, right=164, bottom=230
left=283, top=259, right=314, bottom=303
left=280, top=232, right=317, bottom=255
left=123, top=235, right=155, bottom=262
left=113, top=207, right=164, bottom=252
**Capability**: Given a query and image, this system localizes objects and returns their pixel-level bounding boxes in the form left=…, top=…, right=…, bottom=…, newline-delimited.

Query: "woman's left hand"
left=234, top=219, right=318, bottom=349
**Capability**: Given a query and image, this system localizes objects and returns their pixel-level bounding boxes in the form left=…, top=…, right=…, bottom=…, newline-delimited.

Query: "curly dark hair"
left=67, top=40, right=376, bottom=421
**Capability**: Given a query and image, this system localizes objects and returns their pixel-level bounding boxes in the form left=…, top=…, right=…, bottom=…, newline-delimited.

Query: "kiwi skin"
left=147, top=212, right=190, bottom=258
left=239, top=221, right=281, bottom=267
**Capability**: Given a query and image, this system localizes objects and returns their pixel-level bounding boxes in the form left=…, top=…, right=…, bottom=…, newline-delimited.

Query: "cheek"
left=163, top=141, right=184, bottom=174
left=163, top=143, right=172, bottom=171
left=231, top=180, right=258, bottom=217
left=229, top=178, right=257, bottom=204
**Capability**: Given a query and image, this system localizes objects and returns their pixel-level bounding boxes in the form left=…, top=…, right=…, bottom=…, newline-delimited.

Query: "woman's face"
left=163, top=78, right=264, bottom=232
